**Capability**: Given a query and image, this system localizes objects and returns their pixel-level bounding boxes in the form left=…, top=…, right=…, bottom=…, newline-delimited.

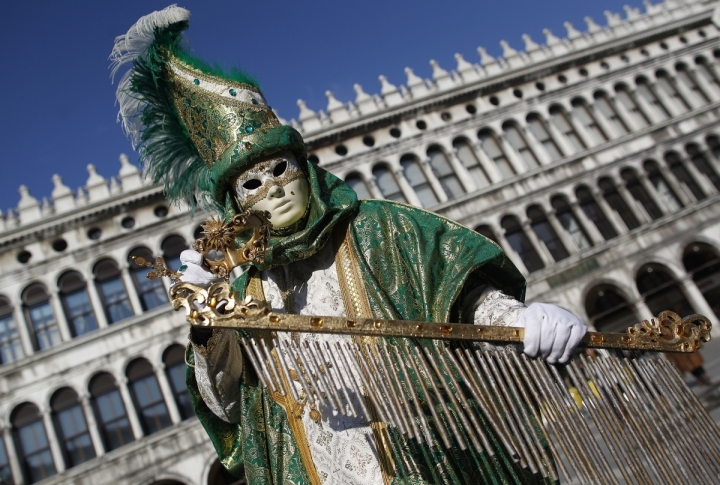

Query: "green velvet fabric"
left=187, top=168, right=556, bottom=484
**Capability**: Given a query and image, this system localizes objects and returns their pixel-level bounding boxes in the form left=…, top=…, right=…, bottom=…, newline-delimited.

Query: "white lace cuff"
left=472, top=287, right=527, bottom=327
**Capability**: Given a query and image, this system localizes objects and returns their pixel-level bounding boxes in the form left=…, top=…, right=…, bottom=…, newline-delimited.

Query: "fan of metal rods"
left=239, top=334, right=720, bottom=484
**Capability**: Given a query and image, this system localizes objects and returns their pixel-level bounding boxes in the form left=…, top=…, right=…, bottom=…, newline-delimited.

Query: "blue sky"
left=0, top=0, right=642, bottom=213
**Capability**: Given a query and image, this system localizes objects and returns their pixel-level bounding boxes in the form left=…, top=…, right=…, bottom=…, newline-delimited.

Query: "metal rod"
left=318, top=340, right=357, bottom=417
left=363, top=342, right=407, bottom=434
left=258, top=338, right=285, bottom=396
left=272, top=337, right=301, bottom=402
left=380, top=341, right=420, bottom=441
left=333, top=341, right=371, bottom=420
left=305, top=340, right=341, bottom=413
left=239, top=337, right=273, bottom=392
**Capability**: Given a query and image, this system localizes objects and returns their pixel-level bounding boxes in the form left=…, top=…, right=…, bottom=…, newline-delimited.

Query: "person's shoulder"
left=356, top=199, right=471, bottom=230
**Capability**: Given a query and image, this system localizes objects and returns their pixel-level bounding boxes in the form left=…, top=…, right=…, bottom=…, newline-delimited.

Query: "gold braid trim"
left=245, top=269, right=322, bottom=485
left=333, top=223, right=395, bottom=485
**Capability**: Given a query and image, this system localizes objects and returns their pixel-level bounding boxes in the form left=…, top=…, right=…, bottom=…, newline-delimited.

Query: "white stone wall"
left=2, top=0, right=720, bottom=484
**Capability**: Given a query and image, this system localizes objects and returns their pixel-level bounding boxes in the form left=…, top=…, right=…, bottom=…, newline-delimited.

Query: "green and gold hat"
left=111, top=6, right=306, bottom=212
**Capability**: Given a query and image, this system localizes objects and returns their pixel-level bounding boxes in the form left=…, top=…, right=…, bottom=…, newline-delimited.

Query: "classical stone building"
left=2, top=0, right=720, bottom=483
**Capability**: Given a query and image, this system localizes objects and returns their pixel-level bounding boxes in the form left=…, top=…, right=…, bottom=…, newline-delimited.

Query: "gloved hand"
left=178, top=250, right=223, bottom=288
left=512, top=302, right=587, bottom=364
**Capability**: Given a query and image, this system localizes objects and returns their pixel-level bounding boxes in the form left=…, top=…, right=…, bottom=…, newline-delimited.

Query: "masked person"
left=112, top=7, right=586, bottom=484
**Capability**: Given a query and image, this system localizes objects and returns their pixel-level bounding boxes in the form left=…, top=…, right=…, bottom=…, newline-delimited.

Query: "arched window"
left=683, top=242, right=720, bottom=318
left=426, top=146, right=465, bottom=199
left=656, top=71, right=690, bottom=112
left=50, top=388, right=95, bottom=468
left=551, top=196, right=592, bottom=250
left=676, top=64, right=709, bottom=103
left=527, top=205, right=569, bottom=261
left=501, top=215, right=544, bottom=273
left=478, top=129, right=515, bottom=178
left=571, top=98, right=607, bottom=144
left=400, top=155, right=438, bottom=207
left=549, top=105, right=586, bottom=152
left=664, top=151, right=706, bottom=201
left=161, top=235, right=188, bottom=272
left=128, top=248, right=168, bottom=311
left=598, top=177, right=640, bottom=230
left=621, top=168, right=663, bottom=220
left=614, top=85, right=650, bottom=128
left=126, top=359, right=172, bottom=435
left=593, top=91, right=629, bottom=136
left=636, top=264, right=695, bottom=317
left=163, top=345, right=194, bottom=420
left=502, top=122, right=539, bottom=169
left=527, top=114, right=563, bottom=161
left=453, top=138, right=490, bottom=189
left=686, top=143, right=720, bottom=190
left=695, top=57, right=720, bottom=95
left=345, top=173, right=372, bottom=200
left=0, top=435, right=12, bottom=485
left=372, top=164, right=406, bottom=203
left=22, top=284, right=60, bottom=351
left=644, top=160, right=683, bottom=212
left=58, top=271, right=97, bottom=338
left=585, top=285, right=638, bottom=332
left=89, top=373, right=134, bottom=451
left=12, top=403, right=56, bottom=483
left=575, top=186, right=617, bottom=241
left=474, top=224, right=499, bottom=244
left=706, top=134, right=720, bottom=161
left=0, top=295, right=23, bottom=364
left=94, top=259, right=133, bottom=324
left=635, top=77, right=669, bottom=121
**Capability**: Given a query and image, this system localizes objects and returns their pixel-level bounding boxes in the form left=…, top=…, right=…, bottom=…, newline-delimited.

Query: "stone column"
left=688, top=67, right=719, bottom=102
left=14, top=305, right=35, bottom=358
left=638, top=173, right=670, bottom=216
left=41, top=409, right=65, bottom=473
left=522, top=220, right=555, bottom=267
left=48, top=290, right=71, bottom=342
left=498, top=134, right=528, bottom=174
left=683, top=154, right=717, bottom=196
left=633, top=88, right=665, bottom=124
left=495, top=226, right=530, bottom=275
left=673, top=73, right=703, bottom=110
left=449, top=149, right=478, bottom=193
left=365, top=176, right=384, bottom=199
left=545, top=117, right=576, bottom=156
left=120, top=268, right=143, bottom=316
left=567, top=110, right=598, bottom=149
left=657, top=164, right=693, bottom=206
left=589, top=104, right=619, bottom=139
left=570, top=200, right=605, bottom=246
left=616, top=183, right=649, bottom=225
left=612, top=95, right=643, bottom=132
left=679, top=277, right=720, bottom=339
left=653, top=81, right=684, bottom=117
left=392, top=166, right=423, bottom=207
left=117, top=378, right=144, bottom=439
left=84, top=279, right=108, bottom=329
left=593, top=189, right=628, bottom=235
left=80, top=394, right=105, bottom=458
left=2, top=426, right=23, bottom=485
left=156, top=365, right=181, bottom=424
left=632, top=298, right=655, bottom=322
left=547, top=210, right=580, bottom=254
left=470, top=141, right=504, bottom=184
left=521, top=124, right=553, bottom=165
left=419, top=157, right=449, bottom=203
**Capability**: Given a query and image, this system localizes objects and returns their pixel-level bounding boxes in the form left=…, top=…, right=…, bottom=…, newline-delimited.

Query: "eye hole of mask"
left=273, top=161, right=288, bottom=177
left=242, top=179, right=262, bottom=190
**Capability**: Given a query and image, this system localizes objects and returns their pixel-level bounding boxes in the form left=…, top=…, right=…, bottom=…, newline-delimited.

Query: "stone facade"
left=2, top=0, right=720, bottom=484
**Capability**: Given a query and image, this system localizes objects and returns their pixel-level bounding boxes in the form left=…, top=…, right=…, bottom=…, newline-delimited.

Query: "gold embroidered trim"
left=245, top=270, right=322, bottom=485
left=333, top=223, right=395, bottom=485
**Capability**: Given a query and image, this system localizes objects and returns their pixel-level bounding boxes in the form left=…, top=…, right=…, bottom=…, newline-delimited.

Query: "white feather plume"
left=111, top=5, right=190, bottom=147
left=109, top=5, right=190, bottom=81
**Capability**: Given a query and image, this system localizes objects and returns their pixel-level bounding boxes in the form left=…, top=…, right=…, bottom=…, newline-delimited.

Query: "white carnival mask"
left=233, top=153, right=310, bottom=228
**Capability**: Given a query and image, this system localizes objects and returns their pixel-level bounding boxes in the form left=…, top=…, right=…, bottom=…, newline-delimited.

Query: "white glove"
left=512, top=303, right=587, bottom=364
left=178, top=250, right=222, bottom=288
